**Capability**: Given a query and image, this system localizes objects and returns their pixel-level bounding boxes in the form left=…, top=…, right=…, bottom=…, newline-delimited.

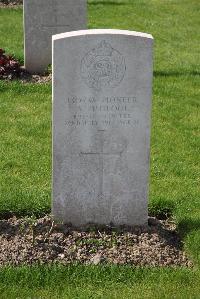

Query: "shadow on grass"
left=178, top=219, right=200, bottom=238
left=154, top=70, right=200, bottom=77
left=89, top=1, right=130, bottom=6
left=149, top=199, right=175, bottom=220
left=0, top=209, right=50, bottom=220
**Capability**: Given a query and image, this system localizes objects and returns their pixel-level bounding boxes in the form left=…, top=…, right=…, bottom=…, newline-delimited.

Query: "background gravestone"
left=52, top=29, right=153, bottom=226
left=23, top=0, right=87, bottom=74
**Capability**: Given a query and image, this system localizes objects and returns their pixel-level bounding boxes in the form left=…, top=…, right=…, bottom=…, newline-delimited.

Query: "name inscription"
left=65, top=96, right=139, bottom=127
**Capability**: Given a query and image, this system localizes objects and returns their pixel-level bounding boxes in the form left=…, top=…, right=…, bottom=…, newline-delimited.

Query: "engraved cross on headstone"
left=41, top=4, right=69, bottom=29
left=80, top=130, right=123, bottom=196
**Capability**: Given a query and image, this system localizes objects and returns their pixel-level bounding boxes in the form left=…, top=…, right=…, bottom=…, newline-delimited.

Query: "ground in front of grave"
left=0, top=215, right=192, bottom=267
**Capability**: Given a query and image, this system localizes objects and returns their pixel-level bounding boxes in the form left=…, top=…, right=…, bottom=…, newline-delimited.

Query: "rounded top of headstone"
left=52, top=29, right=153, bottom=41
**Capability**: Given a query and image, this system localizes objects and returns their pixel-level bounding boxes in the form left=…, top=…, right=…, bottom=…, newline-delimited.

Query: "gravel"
left=0, top=0, right=22, bottom=7
left=19, top=70, right=52, bottom=84
left=1, top=67, right=52, bottom=84
left=0, top=215, right=192, bottom=267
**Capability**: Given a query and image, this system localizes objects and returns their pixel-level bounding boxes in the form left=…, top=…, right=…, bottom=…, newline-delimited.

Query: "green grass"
left=0, top=265, right=200, bottom=299
left=0, top=0, right=200, bottom=298
left=0, top=81, right=51, bottom=216
left=88, top=0, right=200, bottom=74
left=0, top=7, right=23, bottom=62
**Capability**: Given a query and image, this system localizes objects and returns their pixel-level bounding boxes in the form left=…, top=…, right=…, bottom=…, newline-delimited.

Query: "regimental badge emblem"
left=81, top=40, right=126, bottom=91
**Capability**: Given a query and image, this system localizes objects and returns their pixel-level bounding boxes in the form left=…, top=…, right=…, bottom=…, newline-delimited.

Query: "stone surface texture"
left=23, top=0, right=87, bottom=73
left=52, top=29, right=153, bottom=226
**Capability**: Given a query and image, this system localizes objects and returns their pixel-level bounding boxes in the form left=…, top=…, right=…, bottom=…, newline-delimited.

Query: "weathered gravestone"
left=23, top=0, right=87, bottom=74
left=52, top=29, right=153, bottom=226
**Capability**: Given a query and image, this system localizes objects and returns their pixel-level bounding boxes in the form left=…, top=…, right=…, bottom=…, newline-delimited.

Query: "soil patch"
left=0, top=215, right=192, bottom=267
left=1, top=67, right=52, bottom=84
left=19, top=70, right=52, bottom=84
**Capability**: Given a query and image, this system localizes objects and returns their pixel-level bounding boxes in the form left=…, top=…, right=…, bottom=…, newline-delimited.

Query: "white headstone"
left=23, top=0, right=87, bottom=74
left=52, top=29, right=153, bottom=226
